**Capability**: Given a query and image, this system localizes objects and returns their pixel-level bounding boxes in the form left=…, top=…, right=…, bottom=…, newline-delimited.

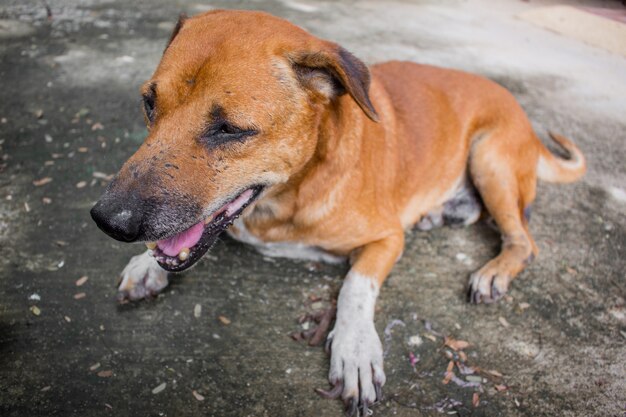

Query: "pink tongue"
left=157, top=221, right=204, bottom=257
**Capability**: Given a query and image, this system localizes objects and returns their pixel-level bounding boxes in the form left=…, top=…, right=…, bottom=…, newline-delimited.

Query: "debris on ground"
left=444, top=336, right=469, bottom=351
left=388, top=318, right=510, bottom=413
left=408, top=334, right=423, bottom=347
left=384, top=319, right=407, bottom=357
left=29, top=305, right=41, bottom=316
left=75, top=276, right=88, bottom=286
left=409, top=351, right=420, bottom=371
left=290, top=285, right=336, bottom=346
left=193, top=304, right=201, bottom=318
left=151, top=382, right=166, bottom=394
left=192, top=390, right=205, bottom=401
left=33, top=177, right=52, bottom=186
left=218, top=315, right=231, bottom=325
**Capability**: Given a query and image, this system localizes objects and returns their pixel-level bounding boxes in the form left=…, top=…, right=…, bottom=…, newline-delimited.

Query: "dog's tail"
left=536, top=132, right=586, bottom=183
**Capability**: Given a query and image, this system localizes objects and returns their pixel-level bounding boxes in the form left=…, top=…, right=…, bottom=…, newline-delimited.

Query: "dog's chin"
left=148, top=185, right=264, bottom=272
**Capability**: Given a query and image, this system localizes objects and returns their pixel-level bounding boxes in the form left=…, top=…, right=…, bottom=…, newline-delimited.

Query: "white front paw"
left=318, top=272, right=385, bottom=416
left=326, top=320, right=385, bottom=413
left=117, top=251, right=169, bottom=301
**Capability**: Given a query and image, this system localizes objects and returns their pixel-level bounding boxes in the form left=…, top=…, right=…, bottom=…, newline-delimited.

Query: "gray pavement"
left=0, top=0, right=624, bottom=416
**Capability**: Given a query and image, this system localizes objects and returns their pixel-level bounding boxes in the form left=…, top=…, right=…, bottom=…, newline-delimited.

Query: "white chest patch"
left=228, top=218, right=346, bottom=264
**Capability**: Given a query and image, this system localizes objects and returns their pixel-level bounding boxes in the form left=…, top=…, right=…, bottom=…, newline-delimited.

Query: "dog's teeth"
left=145, top=242, right=157, bottom=250
left=178, top=248, right=190, bottom=261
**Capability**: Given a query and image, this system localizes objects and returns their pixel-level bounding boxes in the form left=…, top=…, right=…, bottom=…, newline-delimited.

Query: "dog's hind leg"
left=467, top=128, right=538, bottom=304
left=416, top=180, right=483, bottom=231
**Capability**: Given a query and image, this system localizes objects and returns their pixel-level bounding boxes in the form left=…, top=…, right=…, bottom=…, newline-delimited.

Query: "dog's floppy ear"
left=291, top=43, right=379, bottom=122
left=163, top=13, right=188, bottom=54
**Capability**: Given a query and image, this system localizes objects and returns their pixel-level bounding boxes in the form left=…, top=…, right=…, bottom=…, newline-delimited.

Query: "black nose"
left=90, top=193, right=143, bottom=242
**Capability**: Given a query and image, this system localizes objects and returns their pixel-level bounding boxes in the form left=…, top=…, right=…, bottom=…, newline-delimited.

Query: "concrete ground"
left=0, top=0, right=624, bottom=416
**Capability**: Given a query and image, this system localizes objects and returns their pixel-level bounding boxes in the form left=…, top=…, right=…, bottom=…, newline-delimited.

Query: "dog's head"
left=90, top=10, right=378, bottom=271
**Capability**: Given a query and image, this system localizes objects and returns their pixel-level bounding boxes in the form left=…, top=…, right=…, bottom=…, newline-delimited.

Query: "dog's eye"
left=143, top=95, right=156, bottom=123
left=201, top=122, right=257, bottom=146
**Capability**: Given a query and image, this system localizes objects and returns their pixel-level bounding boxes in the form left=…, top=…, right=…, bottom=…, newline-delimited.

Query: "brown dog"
left=91, top=10, right=585, bottom=415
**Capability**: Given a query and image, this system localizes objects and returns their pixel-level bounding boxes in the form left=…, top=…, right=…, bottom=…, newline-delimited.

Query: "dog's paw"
left=415, top=211, right=443, bottom=231
left=117, top=251, right=169, bottom=302
left=319, top=321, right=385, bottom=416
left=467, top=261, right=511, bottom=304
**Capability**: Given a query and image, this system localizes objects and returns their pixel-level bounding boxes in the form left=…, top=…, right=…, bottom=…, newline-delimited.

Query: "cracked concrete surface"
left=0, top=0, right=624, bottom=416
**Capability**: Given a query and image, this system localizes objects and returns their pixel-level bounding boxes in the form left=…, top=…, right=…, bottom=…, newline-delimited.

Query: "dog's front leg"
left=323, top=233, right=404, bottom=416
left=117, top=251, right=169, bottom=301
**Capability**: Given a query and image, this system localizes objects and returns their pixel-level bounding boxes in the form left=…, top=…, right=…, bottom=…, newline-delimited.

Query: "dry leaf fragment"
left=89, top=363, right=101, bottom=371
left=152, top=382, right=166, bottom=394
left=33, top=177, right=53, bottom=186
left=77, top=147, right=88, bottom=153
left=442, top=371, right=454, bottom=385
left=74, top=292, right=86, bottom=300
left=218, top=315, right=231, bottom=325
left=498, top=317, right=510, bottom=328
left=518, top=302, right=530, bottom=311
left=24, top=202, right=30, bottom=212
left=193, top=304, right=202, bottom=318
left=97, top=370, right=112, bottom=378
left=64, top=316, right=71, bottom=322
left=30, top=305, right=41, bottom=316
left=42, top=197, right=52, bottom=204
left=424, top=333, right=437, bottom=342
left=472, top=392, right=480, bottom=408
left=486, top=369, right=503, bottom=378
left=192, top=390, right=205, bottom=401
left=445, top=336, right=470, bottom=351
left=446, top=361, right=454, bottom=373
left=41, top=386, right=51, bottom=392
left=495, top=384, right=508, bottom=392
left=55, top=240, right=69, bottom=246
left=93, top=171, right=114, bottom=181
left=91, top=122, right=104, bottom=131
left=75, top=276, right=88, bottom=286
left=76, top=181, right=87, bottom=188
left=566, top=266, right=577, bottom=275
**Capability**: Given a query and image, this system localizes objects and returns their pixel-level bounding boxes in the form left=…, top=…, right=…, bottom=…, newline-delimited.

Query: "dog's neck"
left=243, top=95, right=370, bottom=238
